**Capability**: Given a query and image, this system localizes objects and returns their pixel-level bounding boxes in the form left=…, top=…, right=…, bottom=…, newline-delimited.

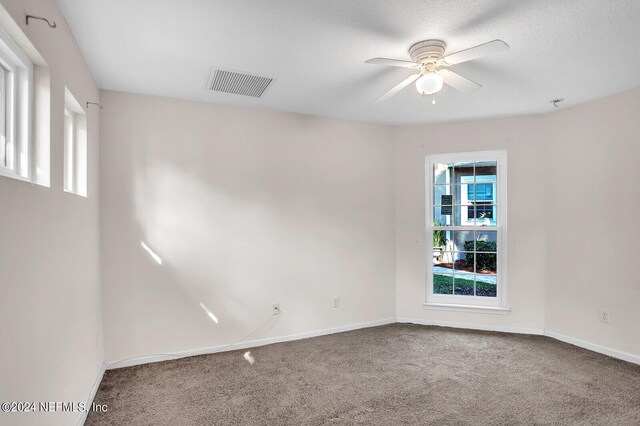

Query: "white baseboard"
left=397, top=317, right=639, bottom=365
left=544, top=330, right=640, bottom=365
left=103, top=316, right=639, bottom=373
left=105, top=317, right=397, bottom=370
left=77, top=362, right=107, bottom=426
left=397, top=317, right=545, bottom=335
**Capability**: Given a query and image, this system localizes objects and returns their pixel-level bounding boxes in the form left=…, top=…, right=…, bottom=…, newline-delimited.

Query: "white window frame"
left=425, top=150, right=508, bottom=312
left=63, top=87, right=87, bottom=197
left=0, top=25, right=33, bottom=182
left=63, top=107, right=75, bottom=192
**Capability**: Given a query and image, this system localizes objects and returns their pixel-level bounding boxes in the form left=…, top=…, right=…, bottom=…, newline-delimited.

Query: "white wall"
left=394, top=88, right=640, bottom=358
left=99, top=91, right=396, bottom=363
left=104, top=87, right=640, bottom=366
left=1, top=4, right=638, bottom=419
left=394, top=114, right=549, bottom=332
left=0, top=1, right=102, bottom=426
left=545, top=89, right=640, bottom=357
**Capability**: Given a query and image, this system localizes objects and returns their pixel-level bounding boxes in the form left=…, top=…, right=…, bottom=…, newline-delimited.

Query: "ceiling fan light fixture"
left=415, top=72, right=443, bottom=95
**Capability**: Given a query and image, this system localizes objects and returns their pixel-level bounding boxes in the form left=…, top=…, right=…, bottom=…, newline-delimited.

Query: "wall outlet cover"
left=599, top=310, right=609, bottom=323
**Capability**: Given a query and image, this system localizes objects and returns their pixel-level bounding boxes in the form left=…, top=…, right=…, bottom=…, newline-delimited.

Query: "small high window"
left=63, top=88, right=87, bottom=197
left=0, top=25, right=33, bottom=181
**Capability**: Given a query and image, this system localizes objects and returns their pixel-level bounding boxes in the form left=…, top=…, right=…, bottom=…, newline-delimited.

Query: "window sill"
left=0, top=168, right=31, bottom=184
left=423, top=302, right=511, bottom=315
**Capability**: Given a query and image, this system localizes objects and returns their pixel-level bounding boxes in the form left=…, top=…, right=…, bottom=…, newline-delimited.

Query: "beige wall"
left=545, top=89, right=640, bottom=357
left=0, top=3, right=638, bottom=419
left=394, top=88, right=640, bottom=357
left=0, top=1, right=102, bottom=426
left=103, top=87, right=640, bottom=366
left=394, top=114, right=549, bottom=331
left=99, top=91, right=396, bottom=363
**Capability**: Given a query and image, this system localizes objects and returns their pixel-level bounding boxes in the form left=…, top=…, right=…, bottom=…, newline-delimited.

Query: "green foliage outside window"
left=463, top=240, right=497, bottom=271
left=433, top=221, right=448, bottom=248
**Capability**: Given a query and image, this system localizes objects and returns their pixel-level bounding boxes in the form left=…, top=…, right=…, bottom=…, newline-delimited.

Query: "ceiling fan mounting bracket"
left=409, top=39, right=446, bottom=64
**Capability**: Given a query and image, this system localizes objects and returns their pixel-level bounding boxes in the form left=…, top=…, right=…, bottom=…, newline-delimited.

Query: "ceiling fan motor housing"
left=409, top=39, right=446, bottom=64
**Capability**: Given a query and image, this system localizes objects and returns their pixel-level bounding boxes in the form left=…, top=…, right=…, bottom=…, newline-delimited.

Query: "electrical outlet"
left=333, top=297, right=339, bottom=308
left=599, top=310, right=609, bottom=323
left=272, top=303, right=280, bottom=315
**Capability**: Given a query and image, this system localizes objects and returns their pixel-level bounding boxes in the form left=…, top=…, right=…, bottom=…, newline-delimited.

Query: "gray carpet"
left=87, top=324, right=640, bottom=425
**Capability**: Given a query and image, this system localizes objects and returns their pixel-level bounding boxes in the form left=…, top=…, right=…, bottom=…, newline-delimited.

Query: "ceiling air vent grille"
left=207, top=69, right=274, bottom=98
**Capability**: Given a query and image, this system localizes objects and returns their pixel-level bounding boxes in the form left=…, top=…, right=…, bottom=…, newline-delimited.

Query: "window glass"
left=429, top=154, right=503, bottom=303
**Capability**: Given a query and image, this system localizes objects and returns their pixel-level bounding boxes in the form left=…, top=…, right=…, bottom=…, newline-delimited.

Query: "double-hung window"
left=426, top=150, right=507, bottom=309
left=0, top=25, right=32, bottom=181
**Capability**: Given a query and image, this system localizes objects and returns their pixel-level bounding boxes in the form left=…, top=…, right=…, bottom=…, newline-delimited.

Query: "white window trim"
left=425, top=150, right=508, bottom=310
left=63, top=107, right=75, bottom=193
left=63, top=87, right=88, bottom=197
left=0, top=24, right=32, bottom=182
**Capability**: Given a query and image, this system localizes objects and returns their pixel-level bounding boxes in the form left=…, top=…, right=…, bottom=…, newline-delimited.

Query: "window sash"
left=0, top=24, right=33, bottom=181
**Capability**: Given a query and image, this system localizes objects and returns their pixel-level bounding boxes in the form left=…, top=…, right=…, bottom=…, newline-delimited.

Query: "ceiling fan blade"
left=365, top=57, right=419, bottom=68
left=374, top=73, right=420, bottom=103
left=444, top=39, right=509, bottom=65
left=440, top=69, right=481, bottom=93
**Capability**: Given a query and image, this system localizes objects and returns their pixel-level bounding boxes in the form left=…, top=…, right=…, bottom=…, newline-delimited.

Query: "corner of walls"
left=392, top=114, right=548, bottom=332
left=392, top=88, right=640, bottom=363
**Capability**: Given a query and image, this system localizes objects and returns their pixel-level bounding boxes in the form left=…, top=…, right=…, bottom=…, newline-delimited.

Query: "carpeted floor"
left=87, top=324, right=640, bottom=425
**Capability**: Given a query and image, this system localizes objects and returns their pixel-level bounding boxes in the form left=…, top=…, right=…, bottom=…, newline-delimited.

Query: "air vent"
left=207, top=69, right=274, bottom=98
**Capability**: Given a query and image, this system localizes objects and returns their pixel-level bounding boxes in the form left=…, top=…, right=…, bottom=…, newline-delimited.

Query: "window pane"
left=454, top=252, right=474, bottom=273
left=433, top=272, right=453, bottom=294
left=452, top=231, right=474, bottom=252
left=434, top=205, right=469, bottom=227
left=433, top=206, right=451, bottom=226
left=433, top=163, right=453, bottom=185
left=432, top=230, right=451, bottom=250
left=476, top=274, right=497, bottom=297
left=454, top=184, right=473, bottom=205
left=474, top=203, right=494, bottom=218
left=469, top=183, right=496, bottom=202
left=457, top=205, right=475, bottom=226
left=453, top=162, right=474, bottom=183
left=464, top=205, right=476, bottom=226
left=433, top=185, right=452, bottom=205
left=475, top=231, right=497, bottom=252
left=476, top=253, right=497, bottom=274
left=454, top=273, right=475, bottom=295
left=433, top=250, right=454, bottom=267
left=475, top=205, right=496, bottom=226
left=475, top=161, right=497, bottom=182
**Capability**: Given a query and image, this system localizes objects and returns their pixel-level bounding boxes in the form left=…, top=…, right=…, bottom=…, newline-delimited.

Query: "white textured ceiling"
left=56, top=0, right=640, bottom=125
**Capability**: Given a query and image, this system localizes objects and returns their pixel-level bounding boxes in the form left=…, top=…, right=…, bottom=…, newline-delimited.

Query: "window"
left=426, top=150, right=507, bottom=309
left=0, top=25, right=33, bottom=181
left=63, top=87, right=87, bottom=197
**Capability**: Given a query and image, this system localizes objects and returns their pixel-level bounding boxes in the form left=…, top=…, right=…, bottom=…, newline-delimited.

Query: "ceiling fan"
left=365, top=39, right=509, bottom=103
